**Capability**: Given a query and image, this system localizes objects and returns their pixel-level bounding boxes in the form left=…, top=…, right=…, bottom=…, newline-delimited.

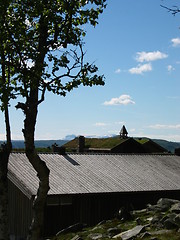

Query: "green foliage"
left=0, top=0, right=106, bottom=111
left=0, top=1, right=15, bottom=111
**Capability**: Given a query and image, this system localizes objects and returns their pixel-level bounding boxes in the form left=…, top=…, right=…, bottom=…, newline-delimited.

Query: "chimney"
left=78, top=136, right=85, bottom=153
left=52, top=143, right=66, bottom=155
left=175, top=148, right=180, bottom=156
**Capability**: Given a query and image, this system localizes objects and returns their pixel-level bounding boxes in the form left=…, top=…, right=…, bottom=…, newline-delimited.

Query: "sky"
left=1, top=0, right=180, bottom=142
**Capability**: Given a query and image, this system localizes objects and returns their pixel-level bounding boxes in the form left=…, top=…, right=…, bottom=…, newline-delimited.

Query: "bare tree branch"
left=161, top=4, right=180, bottom=16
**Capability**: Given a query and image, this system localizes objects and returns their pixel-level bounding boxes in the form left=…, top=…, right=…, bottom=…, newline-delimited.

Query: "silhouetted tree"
left=0, top=1, right=13, bottom=238
left=1, top=0, right=106, bottom=239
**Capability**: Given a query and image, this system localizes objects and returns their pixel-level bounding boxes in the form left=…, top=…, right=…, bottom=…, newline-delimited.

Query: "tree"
left=2, top=0, right=106, bottom=239
left=0, top=1, right=13, bottom=238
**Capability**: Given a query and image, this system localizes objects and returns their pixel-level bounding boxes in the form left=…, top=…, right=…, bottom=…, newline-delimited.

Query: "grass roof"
left=64, top=136, right=128, bottom=150
left=135, top=138, right=150, bottom=144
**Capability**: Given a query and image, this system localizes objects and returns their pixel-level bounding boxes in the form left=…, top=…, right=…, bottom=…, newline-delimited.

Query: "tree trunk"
left=0, top=108, right=11, bottom=240
left=0, top=149, right=9, bottom=240
left=23, top=102, right=50, bottom=240
left=26, top=150, right=50, bottom=240
left=0, top=45, right=12, bottom=239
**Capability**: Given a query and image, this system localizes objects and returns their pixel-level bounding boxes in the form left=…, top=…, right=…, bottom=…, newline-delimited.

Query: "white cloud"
left=115, top=121, right=125, bottom=125
left=26, top=59, right=35, bottom=69
left=129, top=63, right=152, bottom=74
left=103, top=95, right=135, bottom=106
left=148, top=124, right=180, bottom=130
left=0, top=133, right=5, bottom=140
left=171, top=38, right=180, bottom=47
left=167, top=65, right=175, bottom=72
left=25, top=18, right=32, bottom=28
left=94, top=122, right=108, bottom=127
left=135, top=51, right=168, bottom=62
left=129, top=128, right=136, bottom=133
left=115, top=68, right=121, bottom=74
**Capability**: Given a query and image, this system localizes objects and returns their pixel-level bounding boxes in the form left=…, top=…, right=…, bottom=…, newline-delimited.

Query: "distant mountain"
left=153, top=139, right=180, bottom=153
left=0, top=137, right=179, bottom=153
left=63, top=134, right=116, bottom=140
left=63, top=134, right=77, bottom=140
left=0, top=139, right=68, bottom=149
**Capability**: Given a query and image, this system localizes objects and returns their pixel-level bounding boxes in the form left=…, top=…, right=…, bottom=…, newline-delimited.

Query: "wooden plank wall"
left=8, top=180, right=33, bottom=239
left=44, top=190, right=180, bottom=237
left=29, top=190, right=180, bottom=238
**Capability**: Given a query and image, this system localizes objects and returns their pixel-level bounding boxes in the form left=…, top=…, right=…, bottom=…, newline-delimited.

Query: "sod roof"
left=63, top=136, right=168, bottom=153
left=63, top=136, right=130, bottom=150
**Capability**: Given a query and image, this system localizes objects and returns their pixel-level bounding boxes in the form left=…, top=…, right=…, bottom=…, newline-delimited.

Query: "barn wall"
left=8, top=180, right=33, bottom=240
left=43, top=190, right=180, bottom=238
left=73, top=190, right=180, bottom=226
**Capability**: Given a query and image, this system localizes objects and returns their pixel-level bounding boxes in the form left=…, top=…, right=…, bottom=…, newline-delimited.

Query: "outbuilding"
left=8, top=152, right=180, bottom=239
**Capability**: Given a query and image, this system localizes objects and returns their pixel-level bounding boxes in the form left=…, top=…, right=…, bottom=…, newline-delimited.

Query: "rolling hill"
left=0, top=139, right=68, bottom=149
left=0, top=138, right=179, bottom=153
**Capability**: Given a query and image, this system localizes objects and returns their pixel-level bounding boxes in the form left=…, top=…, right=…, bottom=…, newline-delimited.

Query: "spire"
left=120, top=125, right=128, bottom=139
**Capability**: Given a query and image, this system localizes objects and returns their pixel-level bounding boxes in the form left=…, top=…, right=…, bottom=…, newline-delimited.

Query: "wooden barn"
left=8, top=152, right=180, bottom=239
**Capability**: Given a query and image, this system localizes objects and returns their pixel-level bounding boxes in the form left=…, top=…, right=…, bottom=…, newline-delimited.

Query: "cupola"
left=120, top=125, right=128, bottom=139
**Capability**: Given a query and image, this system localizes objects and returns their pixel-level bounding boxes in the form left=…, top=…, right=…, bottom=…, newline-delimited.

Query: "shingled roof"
left=8, top=153, right=180, bottom=198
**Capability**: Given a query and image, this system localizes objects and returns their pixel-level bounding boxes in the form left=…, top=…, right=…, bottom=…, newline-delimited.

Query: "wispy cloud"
left=135, top=51, right=168, bottom=62
left=129, top=63, right=152, bottom=74
left=115, top=68, right=121, bottom=74
left=103, top=95, right=135, bottom=106
left=94, top=122, right=108, bottom=127
left=167, top=96, right=180, bottom=100
left=129, top=128, right=136, bottom=133
left=167, top=65, right=175, bottom=72
left=115, top=121, right=125, bottom=125
left=148, top=124, right=180, bottom=130
left=171, top=38, right=180, bottom=47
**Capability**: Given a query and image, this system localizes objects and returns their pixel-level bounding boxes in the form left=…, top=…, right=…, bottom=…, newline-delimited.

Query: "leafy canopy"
left=0, top=0, right=106, bottom=109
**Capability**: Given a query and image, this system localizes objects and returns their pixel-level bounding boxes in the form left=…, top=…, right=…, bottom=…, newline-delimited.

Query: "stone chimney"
left=78, top=136, right=85, bottom=153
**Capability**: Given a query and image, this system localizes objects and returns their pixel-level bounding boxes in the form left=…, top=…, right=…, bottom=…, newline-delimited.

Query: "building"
left=62, top=126, right=168, bottom=154
left=8, top=152, right=180, bottom=239
left=63, top=136, right=168, bottom=154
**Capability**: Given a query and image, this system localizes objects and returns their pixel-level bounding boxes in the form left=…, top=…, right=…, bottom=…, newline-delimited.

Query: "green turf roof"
left=64, top=136, right=129, bottom=149
left=135, top=138, right=150, bottom=144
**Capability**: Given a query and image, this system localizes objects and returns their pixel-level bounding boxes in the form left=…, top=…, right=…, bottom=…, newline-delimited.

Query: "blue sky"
left=1, top=0, right=180, bottom=141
